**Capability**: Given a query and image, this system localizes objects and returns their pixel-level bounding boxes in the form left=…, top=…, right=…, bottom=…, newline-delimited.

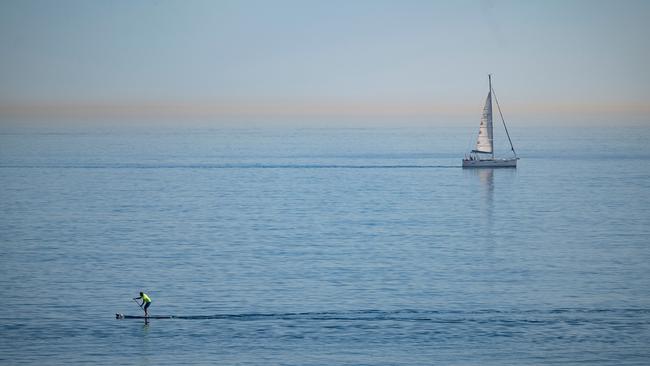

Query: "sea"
left=1, top=120, right=649, bottom=365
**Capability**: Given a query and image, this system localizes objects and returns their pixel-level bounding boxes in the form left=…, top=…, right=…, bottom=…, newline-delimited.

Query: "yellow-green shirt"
left=141, top=293, right=151, bottom=303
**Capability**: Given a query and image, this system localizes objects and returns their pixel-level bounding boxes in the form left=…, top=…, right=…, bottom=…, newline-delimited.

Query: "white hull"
left=462, top=158, right=517, bottom=168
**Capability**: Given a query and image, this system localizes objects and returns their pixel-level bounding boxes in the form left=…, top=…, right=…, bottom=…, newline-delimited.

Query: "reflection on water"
left=477, top=168, right=494, bottom=215
left=464, top=168, right=516, bottom=249
left=463, top=168, right=495, bottom=230
left=477, top=169, right=495, bottom=250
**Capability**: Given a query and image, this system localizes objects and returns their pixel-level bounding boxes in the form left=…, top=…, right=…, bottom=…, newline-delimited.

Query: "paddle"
left=133, top=298, right=143, bottom=309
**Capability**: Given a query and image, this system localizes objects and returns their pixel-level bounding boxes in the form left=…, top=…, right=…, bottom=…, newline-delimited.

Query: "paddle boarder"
left=133, top=292, right=152, bottom=317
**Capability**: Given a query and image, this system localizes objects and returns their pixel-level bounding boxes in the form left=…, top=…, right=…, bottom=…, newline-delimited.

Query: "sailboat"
left=462, top=74, right=518, bottom=168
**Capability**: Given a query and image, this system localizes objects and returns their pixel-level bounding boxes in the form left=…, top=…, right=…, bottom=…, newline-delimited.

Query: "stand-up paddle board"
left=116, top=313, right=173, bottom=319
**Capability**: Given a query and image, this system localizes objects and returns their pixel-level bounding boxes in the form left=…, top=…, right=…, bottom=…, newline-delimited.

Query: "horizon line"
left=1, top=100, right=648, bottom=119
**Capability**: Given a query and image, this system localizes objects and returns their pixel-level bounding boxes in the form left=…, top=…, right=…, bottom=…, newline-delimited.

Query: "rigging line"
left=490, top=87, right=518, bottom=158
left=466, top=123, right=478, bottom=157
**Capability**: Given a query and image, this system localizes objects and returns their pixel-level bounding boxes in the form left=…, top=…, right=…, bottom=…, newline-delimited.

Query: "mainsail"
left=473, top=90, right=493, bottom=154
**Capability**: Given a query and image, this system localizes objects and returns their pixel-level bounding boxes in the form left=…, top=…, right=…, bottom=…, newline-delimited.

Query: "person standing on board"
left=133, top=292, right=152, bottom=317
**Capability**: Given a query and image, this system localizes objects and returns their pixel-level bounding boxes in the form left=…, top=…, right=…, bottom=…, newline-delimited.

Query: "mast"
left=488, top=74, right=494, bottom=159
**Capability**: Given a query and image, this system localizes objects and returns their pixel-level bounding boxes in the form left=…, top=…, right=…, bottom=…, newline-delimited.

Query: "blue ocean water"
left=1, top=123, right=649, bottom=365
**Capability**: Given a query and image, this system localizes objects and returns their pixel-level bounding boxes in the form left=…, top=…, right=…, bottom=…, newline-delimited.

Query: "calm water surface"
left=1, top=124, right=649, bottom=365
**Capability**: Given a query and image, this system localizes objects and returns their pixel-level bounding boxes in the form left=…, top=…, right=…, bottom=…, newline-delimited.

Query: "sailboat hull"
left=462, top=158, right=517, bottom=168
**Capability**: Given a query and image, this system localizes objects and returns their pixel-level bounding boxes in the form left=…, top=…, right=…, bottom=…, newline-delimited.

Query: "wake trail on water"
left=115, top=308, right=650, bottom=321
left=1, top=164, right=459, bottom=169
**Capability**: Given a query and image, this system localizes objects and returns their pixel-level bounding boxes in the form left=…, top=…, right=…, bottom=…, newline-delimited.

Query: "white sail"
left=474, top=91, right=493, bottom=153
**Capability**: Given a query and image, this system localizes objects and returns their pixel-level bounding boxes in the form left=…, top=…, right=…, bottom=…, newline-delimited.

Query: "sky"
left=0, top=0, right=648, bottom=120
